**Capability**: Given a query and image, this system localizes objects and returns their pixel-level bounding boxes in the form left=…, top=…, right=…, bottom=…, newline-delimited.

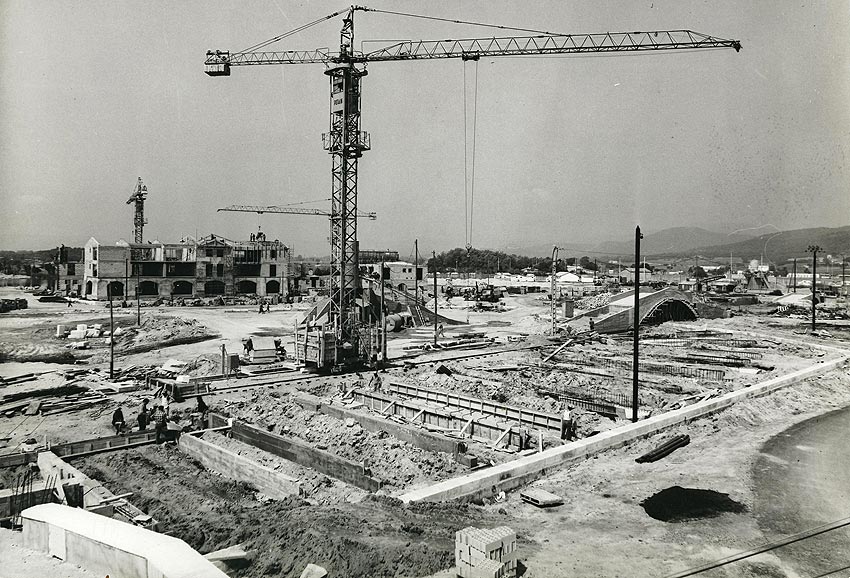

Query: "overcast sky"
left=1, top=1, right=848, bottom=258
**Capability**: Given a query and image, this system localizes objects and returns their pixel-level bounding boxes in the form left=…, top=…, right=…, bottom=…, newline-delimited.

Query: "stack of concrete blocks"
left=455, top=526, right=517, bottom=578
left=66, top=324, right=103, bottom=340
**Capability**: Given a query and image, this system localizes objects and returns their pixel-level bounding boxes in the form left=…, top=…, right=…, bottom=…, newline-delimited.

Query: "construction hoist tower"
left=126, top=177, right=148, bottom=244
left=204, top=6, right=741, bottom=370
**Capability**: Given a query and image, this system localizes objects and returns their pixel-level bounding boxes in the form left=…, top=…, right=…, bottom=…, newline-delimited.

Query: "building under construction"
left=81, top=232, right=290, bottom=300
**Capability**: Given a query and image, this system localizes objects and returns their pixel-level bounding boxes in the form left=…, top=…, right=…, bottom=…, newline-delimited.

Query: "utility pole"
left=807, top=245, right=821, bottom=332
left=792, top=258, right=797, bottom=293
left=433, top=251, right=438, bottom=346
left=632, top=226, right=643, bottom=423
left=136, top=262, right=141, bottom=326
left=108, top=283, right=115, bottom=380
left=380, top=259, right=386, bottom=363
left=551, top=252, right=557, bottom=335
left=414, top=239, right=419, bottom=304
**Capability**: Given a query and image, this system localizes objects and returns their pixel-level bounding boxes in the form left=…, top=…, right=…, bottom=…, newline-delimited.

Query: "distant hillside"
left=0, top=247, right=83, bottom=263
left=511, top=227, right=753, bottom=258
left=592, top=227, right=754, bottom=257
left=650, top=225, right=850, bottom=264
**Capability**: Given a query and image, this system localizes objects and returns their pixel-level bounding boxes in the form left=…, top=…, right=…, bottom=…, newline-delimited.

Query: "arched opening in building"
left=139, top=281, right=159, bottom=296
left=107, top=281, right=124, bottom=297
left=236, top=280, right=257, bottom=294
left=266, top=280, right=280, bottom=294
left=642, top=299, right=698, bottom=326
left=397, top=283, right=407, bottom=292
left=85, top=281, right=93, bottom=296
left=204, top=280, right=225, bottom=296
left=172, top=280, right=193, bottom=295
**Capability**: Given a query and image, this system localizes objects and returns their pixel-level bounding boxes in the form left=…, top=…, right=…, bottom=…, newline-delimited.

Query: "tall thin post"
left=793, top=258, right=797, bottom=293
left=414, top=239, right=419, bottom=303
left=433, top=251, right=438, bottom=346
left=380, top=260, right=386, bottom=363
left=807, top=245, right=821, bottom=332
left=108, top=283, right=114, bottom=380
left=551, top=246, right=558, bottom=336
left=124, top=258, right=129, bottom=303
left=812, top=252, right=817, bottom=332
left=632, top=226, right=643, bottom=423
left=136, top=263, right=141, bottom=326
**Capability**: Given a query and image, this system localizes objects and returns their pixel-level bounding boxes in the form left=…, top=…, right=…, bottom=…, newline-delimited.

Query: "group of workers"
left=110, top=395, right=209, bottom=444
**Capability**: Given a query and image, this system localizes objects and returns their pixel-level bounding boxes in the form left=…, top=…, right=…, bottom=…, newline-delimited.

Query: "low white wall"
left=21, top=504, right=228, bottom=578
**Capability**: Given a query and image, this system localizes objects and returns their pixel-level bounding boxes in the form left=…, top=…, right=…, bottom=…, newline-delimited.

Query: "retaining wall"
left=21, top=503, right=228, bottom=578
left=400, top=354, right=848, bottom=503
left=208, top=415, right=382, bottom=492
left=178, top=432, right=300, bottom=499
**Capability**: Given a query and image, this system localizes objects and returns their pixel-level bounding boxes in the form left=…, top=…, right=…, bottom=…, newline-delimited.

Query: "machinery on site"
left=205, top=6, right=741, bottom=371
left=126, top=177, right=148, bottom=244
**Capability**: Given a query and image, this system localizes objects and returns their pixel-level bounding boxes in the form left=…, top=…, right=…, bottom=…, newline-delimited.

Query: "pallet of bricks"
left=455, top=526, right=517, bottom=578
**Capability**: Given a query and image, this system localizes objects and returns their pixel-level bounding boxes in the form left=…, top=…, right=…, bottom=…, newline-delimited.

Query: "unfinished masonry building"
left=82, top=233, right=290, bottom=300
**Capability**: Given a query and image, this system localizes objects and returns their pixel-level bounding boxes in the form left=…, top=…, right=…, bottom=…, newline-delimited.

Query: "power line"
left=812, top=563, right=850, bottom=578
left=664, top=516, right=850, bottom=578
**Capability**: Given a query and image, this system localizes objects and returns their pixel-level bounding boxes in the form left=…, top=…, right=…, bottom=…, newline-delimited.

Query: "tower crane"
left=205, top=6, right=741, bottom=370
left=217, top=204, right=377, bottom=220
left=126, top=177, right=148, bottom=244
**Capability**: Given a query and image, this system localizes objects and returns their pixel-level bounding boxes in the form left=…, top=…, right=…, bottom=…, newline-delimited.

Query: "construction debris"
left=519, top=488, right=564, bottom=508
left=636, top=434, right=691, bottom=463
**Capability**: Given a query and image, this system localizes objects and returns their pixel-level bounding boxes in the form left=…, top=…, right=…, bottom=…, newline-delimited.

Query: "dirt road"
left=753, top=405, right=850, bottom=576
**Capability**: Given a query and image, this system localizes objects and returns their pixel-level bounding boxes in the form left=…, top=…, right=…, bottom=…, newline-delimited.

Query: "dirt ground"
left=2, top=286, right=850, bottom=577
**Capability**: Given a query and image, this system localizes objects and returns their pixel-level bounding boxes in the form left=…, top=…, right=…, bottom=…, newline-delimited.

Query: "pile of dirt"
left=0, top=341, right=76, bottom=364
left=220, top=390, right=467, bottom=490
left=76, top=445, right=498, bottom=578
left=111, top=315, right=219, bottom=354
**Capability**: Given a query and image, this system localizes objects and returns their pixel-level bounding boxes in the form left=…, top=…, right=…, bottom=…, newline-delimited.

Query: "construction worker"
left=137, top=398, right=150, bottom=431
left=111, top=407, right=126, bottom=435
left=369, top=370, right=382, bottom=392
left=196, top=396, right=209, bottom=429
left=560, top=404, right=575, bottom=441
left=151, top=404, right=168, bottom=444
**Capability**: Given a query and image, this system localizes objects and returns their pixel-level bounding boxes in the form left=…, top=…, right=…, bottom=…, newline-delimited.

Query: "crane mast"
left=204, top=7, right=741, bottom=369
left=126, top=177, right=148, bottom=244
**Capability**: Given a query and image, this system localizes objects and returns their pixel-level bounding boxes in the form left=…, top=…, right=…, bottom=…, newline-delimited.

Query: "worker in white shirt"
left=560, top=404, right=575, bottom=441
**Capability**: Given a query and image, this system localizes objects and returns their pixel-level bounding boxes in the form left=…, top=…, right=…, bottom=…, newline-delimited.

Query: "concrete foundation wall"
left=224, top=418, right=383, bottom=492
left=21, top=504, right=228, bottom=578
left=178, top=432, right=300, bottom=499
left=400, top=354, right=849, bottom=503
left=301, top=394, right=462, bottom=455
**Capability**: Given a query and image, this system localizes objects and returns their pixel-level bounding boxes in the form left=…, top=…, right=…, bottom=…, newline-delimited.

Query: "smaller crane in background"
left=126, top=177, right=148, bottom=244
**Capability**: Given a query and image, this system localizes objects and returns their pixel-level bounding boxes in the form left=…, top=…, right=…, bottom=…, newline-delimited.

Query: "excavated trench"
left=640, top=486, right=747, bottom=523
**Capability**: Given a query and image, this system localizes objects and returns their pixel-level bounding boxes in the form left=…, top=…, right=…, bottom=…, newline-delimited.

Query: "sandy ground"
left=0, top=528, right=96, bottom=578
left=3, top=286, right=850, bottom=577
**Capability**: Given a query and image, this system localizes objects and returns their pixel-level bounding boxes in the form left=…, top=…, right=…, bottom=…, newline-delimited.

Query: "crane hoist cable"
left=362, top=7, right=568, bottom=37
left=463, top=58, right=479, bottom=253
left=236, top=8, right=348, bottom=54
